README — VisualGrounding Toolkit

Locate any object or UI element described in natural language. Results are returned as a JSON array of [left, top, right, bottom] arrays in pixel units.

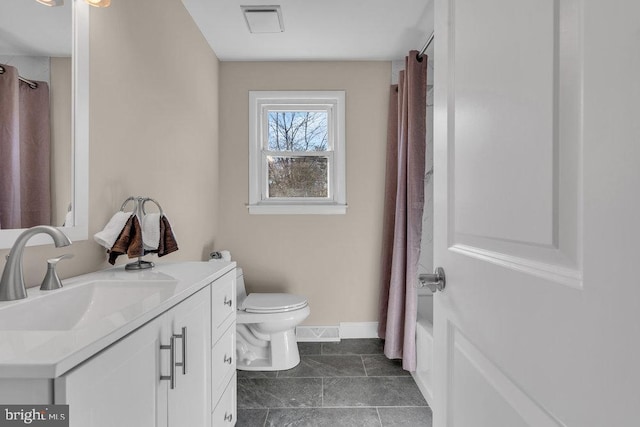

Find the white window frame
[[248, 90, 347, 215]]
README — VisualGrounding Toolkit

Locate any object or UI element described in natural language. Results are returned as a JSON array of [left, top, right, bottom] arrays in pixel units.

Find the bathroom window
[[248, 91, 346, 214]]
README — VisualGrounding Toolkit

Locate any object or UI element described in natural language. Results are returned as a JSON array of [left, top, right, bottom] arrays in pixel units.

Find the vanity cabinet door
[[166, 286, 212, 427], [54, 313, 167, 427]]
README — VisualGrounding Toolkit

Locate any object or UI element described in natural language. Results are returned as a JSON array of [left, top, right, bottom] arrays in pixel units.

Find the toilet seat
[[242, 293, 308, 313]]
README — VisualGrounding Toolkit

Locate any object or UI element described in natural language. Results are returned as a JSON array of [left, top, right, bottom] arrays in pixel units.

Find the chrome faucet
[[0, 226, 72, 301]]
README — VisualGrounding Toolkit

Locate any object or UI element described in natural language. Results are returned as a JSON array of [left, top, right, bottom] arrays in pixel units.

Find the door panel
[[453, 0, 556, 247], [450, 0, 583, 283], [449, 325, 563, 427], [433, 0, 640, 426]]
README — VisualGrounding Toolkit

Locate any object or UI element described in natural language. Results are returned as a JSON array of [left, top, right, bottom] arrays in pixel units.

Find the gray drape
[[378, 51, 427, 371], [0, 64, 51, 229]]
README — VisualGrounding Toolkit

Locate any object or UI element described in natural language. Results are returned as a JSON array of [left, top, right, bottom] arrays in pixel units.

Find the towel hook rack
[[120, 196, 137, 212], [141, 197, 164, 216], [118, 196, 166, 271]]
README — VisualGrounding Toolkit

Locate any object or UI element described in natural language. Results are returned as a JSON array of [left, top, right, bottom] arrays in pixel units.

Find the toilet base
[[236, 328, 301, 371]]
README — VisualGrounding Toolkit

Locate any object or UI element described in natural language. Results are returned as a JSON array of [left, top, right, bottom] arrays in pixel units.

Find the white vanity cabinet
[[55, 286, 211, 427], [0, 262, 237, 427]]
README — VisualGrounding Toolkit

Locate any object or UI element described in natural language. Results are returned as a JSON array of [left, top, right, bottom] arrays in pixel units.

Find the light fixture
[[36, 0, 64, 6], [85, 0, 111, 7], [241, 6, 284, 33]]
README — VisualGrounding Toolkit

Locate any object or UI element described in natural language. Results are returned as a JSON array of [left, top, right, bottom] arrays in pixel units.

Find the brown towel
[[108, 215, 144, 265], [158, 215, 178, 257]]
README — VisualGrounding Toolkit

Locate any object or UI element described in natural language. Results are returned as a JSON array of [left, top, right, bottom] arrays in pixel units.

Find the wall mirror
[[0, 0, 88, 248]]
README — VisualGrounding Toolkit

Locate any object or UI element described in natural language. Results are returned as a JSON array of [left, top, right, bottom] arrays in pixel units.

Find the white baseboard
[[296, 326, 340, 342], [296, 322, 380, 341], [339, 322, 379, 339]]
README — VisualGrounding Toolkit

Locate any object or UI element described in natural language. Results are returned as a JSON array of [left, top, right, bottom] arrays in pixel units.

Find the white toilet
[[235, 268, 310, 371]]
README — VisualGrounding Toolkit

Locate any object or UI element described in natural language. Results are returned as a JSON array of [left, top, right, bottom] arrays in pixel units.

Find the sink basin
[[0, 280, 177, 331]]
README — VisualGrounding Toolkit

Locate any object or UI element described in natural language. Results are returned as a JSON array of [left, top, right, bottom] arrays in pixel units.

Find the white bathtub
[[413, 292, 434, 406]]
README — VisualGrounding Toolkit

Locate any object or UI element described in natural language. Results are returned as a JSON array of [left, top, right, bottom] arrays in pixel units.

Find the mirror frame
[[0, 0, 89, 249]]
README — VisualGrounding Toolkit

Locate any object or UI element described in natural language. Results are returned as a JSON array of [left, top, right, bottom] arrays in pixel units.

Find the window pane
[[267, 156, 328, 198], [267, 111, 328, 151]]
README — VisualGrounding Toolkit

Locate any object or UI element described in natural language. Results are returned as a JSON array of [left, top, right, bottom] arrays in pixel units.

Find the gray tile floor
[[236, 339, 432, 427]]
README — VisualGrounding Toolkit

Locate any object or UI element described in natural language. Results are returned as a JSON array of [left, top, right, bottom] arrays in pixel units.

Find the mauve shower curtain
[[0, 64, 51, 229], [0, 65, 21, 229], [378, 51, 427, 371]]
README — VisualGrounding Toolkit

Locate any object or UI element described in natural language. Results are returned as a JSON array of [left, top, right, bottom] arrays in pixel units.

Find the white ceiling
[[0, 0, 72, 57], [182, 0, 434, 61], [0, 0, 433, 61]]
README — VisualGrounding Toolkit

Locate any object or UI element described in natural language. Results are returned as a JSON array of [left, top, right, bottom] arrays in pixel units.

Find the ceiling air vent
[[241, 5, 284, 33]]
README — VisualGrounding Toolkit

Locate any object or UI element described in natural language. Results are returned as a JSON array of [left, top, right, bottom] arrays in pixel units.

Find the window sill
[[247, 204, 348, 215]]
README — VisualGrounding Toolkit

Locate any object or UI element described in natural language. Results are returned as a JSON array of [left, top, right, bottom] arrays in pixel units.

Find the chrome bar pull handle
[[418, 267, 446, 292], [160, 336, 176, 389], [173, 327, 187, 375]]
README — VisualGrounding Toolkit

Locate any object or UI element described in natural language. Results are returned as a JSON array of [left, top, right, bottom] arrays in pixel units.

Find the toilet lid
[[242, 293, 308, 313]]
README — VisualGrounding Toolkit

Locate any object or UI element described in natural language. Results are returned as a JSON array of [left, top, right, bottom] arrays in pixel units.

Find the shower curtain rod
[[0, 65, 39, 89], [417, 32, 434, 60]]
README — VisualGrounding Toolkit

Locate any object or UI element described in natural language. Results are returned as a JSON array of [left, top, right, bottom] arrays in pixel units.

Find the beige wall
[[218, 62, 390, 325], [0, 0, 220, 287]]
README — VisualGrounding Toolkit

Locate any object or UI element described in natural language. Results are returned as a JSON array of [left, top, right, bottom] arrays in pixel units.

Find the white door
[[432, 0, 640, 426]]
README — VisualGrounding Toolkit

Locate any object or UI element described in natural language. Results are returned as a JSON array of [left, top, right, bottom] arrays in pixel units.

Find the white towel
[[142, 213, 161, 250], [62, 210, 74, 227], [94, 211, 133, 249]]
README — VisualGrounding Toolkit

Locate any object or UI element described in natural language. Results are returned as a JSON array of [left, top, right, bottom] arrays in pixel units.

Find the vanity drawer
[[211, 270, 236, 338], [212, 322, 236, 406], [212, 373, 236, 427]]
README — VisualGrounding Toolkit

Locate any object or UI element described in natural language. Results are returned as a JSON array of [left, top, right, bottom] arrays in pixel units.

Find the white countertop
[[0, 261, 235, 379]]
